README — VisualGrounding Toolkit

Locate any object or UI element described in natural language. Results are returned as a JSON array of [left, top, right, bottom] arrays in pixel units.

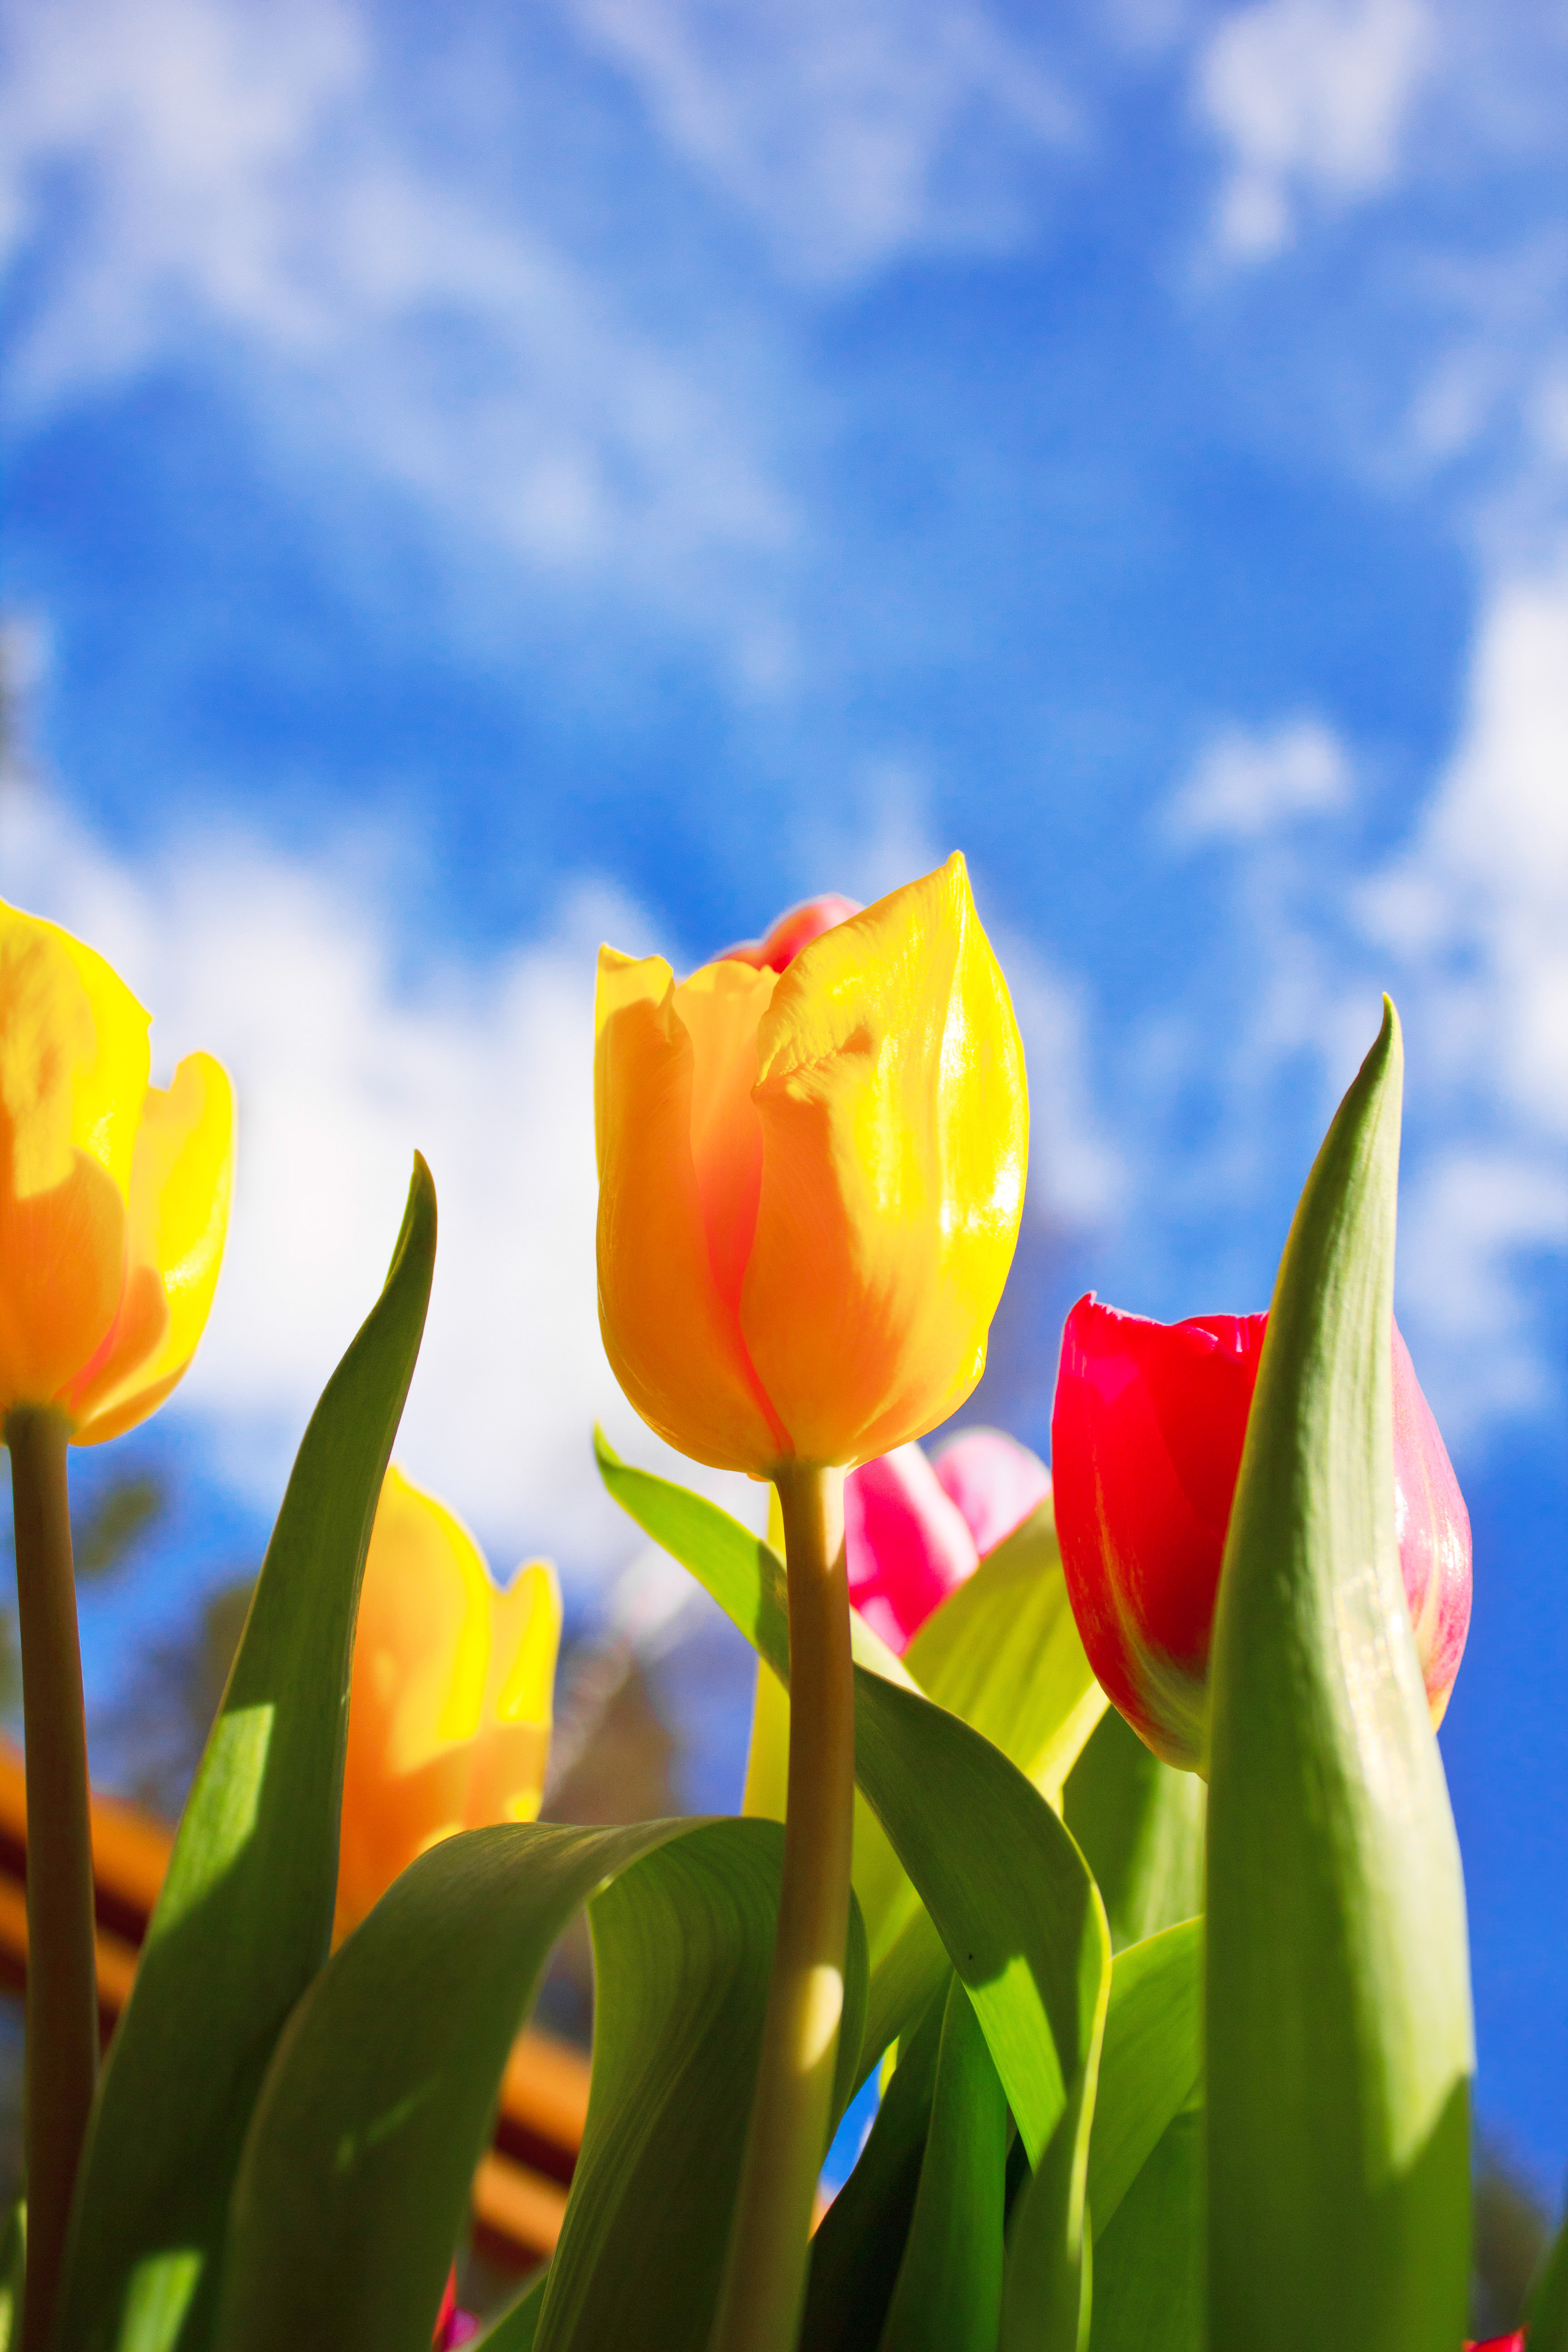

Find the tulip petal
[[335, 1468, 495, 1939], [69, 1052, 235, 1444], [744, 853, 1027, 1467], [0, 902, 150, 1204], [1391, 1322, 1473, 1727], [0, 1150, 126, 1415], [595, 947, 786, 1472], [931, 1426, 1051, 1560], [844, 1442, 979, 1656]]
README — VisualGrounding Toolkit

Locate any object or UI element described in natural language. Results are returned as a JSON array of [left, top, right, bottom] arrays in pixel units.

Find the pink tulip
[[844, 1426, 1052, 1654]]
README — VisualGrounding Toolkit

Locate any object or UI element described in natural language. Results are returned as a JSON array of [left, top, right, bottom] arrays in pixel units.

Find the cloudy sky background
[[3, 0, 1566, 2184]]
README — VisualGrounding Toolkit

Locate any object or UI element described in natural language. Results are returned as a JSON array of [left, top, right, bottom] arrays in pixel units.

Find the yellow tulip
[[0, 900, 233, 1443], [595, 853, 1027, 1475], [335, 1465, 562, 1940]]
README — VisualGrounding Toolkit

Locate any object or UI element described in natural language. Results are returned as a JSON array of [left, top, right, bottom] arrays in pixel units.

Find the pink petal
[[931, 1426, 1052, 1559], [844, 1442, 980, 1654]]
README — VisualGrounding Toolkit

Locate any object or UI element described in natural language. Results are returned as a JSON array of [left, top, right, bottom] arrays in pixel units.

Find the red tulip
[[845, 1426, 1052, 1654], [721, 892, 863, 974], [1466, 2336, 1526, 2350], [1052, 1296, 1472, 1772]]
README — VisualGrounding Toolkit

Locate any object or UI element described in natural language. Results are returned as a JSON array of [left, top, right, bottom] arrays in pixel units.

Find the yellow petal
[[70, 1053, 235, 1445], [0, 1152, 126, 1416], [743, 853, 1027, 1466], [333, 1467, 495, 1937], [595, 946, 784, 1472], [0, 902, 149, 1206]]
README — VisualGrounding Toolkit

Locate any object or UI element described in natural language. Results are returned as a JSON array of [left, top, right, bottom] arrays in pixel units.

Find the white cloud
[[1397, 1151, 1568, 1426], [1, 785, 767, 1594], [1361, 569, 1568, 1143], [1166, 714, 1352, 841], [1196, 0, 1434, 258], [0, 0, 796, 639], [557, 0, 1077, 284]]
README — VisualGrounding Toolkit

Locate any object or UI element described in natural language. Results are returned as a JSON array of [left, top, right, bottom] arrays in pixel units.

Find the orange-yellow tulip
[[595, 853, 1028, 1475], [335, 1465, 562, 1940], [0, 900, 232, 1444]]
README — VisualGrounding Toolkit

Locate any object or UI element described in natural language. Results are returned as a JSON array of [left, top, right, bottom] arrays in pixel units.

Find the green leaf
[[1084, 1920, 1202, 2239], [596, 1431, 1113, 2333], [1527, 2208, 1568, 2351], [213, 1817, 860, 2352], [60, 1158, 438, 2352], [881, 1975, 1011, 2352], [537, 1821, 867, 2352], [801, 1983, 948, 2352], [470, 2271, 546, 2351], [999, 2054, 1100, 2352], [904, 1503, 1105, 1807], [853, 1505, 1107, 2067], [213, 1820, 684, 2351], [1205, 1002, 1473, 2352], [1063, 1709, 1205, 1953], [1087, 2108, 1202, 2352], [596, 1434, 1111, 2109]]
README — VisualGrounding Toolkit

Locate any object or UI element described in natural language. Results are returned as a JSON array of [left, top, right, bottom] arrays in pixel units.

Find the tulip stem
[[710, 1460, 854, 2352], [7, 1407, 97, 2352]]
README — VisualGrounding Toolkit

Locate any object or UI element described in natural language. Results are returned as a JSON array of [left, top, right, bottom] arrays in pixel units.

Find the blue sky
[[3, 0, 1567, 2186]]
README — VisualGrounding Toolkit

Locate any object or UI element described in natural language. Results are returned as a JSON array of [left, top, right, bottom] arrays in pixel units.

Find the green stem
[[7, 1408, 97, 2352], [710, 1460, 854, 2352]]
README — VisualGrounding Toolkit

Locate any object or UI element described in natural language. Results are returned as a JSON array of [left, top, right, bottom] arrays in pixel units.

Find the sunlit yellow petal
[[743, 853, 1027, 1465], [69, 1053, 234, 1444], [54, 921, 153, 1199], [595, 946, 783, 1472], [489, 1559, 561, 1726]]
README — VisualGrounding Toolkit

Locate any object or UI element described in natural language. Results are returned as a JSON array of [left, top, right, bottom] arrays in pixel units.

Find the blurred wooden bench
[[0, 1742, 586, 2267]]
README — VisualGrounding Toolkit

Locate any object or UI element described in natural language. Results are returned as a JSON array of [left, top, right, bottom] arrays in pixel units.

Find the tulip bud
[[335, 1467, 561, 1940], [595, 856, 1028, 1475], [844, 1428, 1051, 1654], [0, 901, 233, 1443], [1052, 1295, 1472, 1773]]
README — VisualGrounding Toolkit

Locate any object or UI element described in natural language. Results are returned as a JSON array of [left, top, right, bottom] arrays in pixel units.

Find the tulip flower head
[[845, 1427, 1052, 1655], [595, 856, 1028, 1476], [0, 901, 232, 1444], [335, 1467, 561, 1940], [1052, 1296, 1472, 1773]]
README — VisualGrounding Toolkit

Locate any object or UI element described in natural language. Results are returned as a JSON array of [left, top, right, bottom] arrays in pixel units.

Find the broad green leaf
[[1063, 1708, 1205, 1953], [881, 1975, 1010, 2352], [1205, 1002, 1473, 2352], [999, 2053, 1100, 2352], [1087, 2109, 1202, 2352], [1528, 2210, 1568, 2351], [905, 1503, 1106, 1807], [597, 1435, 1110, 2119], [538, 1821, 865, 2352], [854, 1506, 1107, 2065], [213, 1816, 860, 2352], [214, 1819, 686, 2350], [597, 1435, 922, 2055], [801, 1982, 949, 2352], [1084, 1920, 1202, 2239], [60, 1159, 437, 2352], [733, 1475, 1108, 2068], [471, 2271, 546, 2351]]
